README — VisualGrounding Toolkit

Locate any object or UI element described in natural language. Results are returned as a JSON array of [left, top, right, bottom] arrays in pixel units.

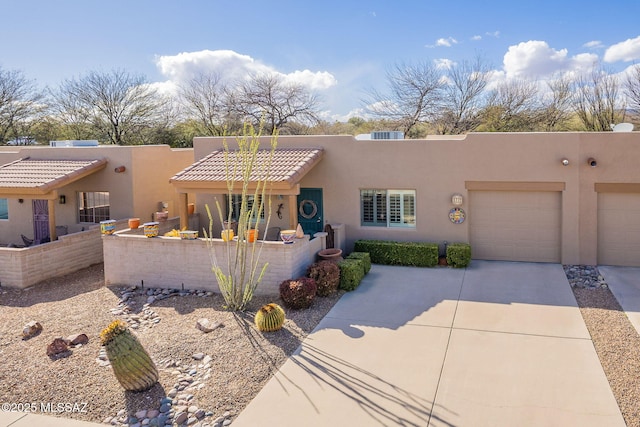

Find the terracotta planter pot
[[248, 229, 258, 243], [128, 218, 140, 229], [187, 203, 195, 215], [318, 248, 343, 262]]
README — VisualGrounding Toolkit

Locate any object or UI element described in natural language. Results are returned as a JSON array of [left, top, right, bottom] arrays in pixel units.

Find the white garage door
[[469, 191, 562, 263], [598, 193, 640, 266]]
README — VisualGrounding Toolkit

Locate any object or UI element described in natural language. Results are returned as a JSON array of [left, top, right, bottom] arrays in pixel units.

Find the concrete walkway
[[233, 261, 627, 427]]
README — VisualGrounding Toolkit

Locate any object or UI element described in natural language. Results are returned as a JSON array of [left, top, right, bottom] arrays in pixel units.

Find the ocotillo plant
[[204, 121, 277, 311]]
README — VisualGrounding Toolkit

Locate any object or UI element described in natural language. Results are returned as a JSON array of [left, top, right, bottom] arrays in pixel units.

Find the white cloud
[[485, 31, 500, 38], [282, 70, 337, 90], [154, 49, 336, 91], [436, 37, 458, 47], [471, 35, 482, 41], [583, 40, 603, 49], [604, 35, 640, 62], [503, 40, 598, 78]]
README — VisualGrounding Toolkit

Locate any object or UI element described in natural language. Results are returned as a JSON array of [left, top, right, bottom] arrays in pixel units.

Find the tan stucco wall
[[0, 145, 193, 246], [193, 132, 640, 266]]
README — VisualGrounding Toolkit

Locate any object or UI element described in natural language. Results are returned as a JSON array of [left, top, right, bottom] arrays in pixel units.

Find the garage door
[[598, 193, 640, 266], [469, 191, 562, 263]]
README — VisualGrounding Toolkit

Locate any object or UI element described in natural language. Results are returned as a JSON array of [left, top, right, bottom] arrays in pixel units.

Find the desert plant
[[307, 260, 341, 296], [254, 303, 286, 332], [204, 121, 277, 311], [338, 258, 365, 291], [279, 277, 317, 309], [100, 320, 158, 392]]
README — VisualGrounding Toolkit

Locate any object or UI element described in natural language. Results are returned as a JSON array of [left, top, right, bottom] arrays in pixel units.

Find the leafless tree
[[49, 80, 95, 140], [230, 73, 320, 134], [571, 65, 622, 131], [364, 61, 444, 136], [433, 57, 490, 134], [535, 75, 574, 131], [480, 79, 540, 132], [0, 67, 45, 143], [54, 69, 168, 144], [623, 64, 640, 123], [178, 71, 230, 136]]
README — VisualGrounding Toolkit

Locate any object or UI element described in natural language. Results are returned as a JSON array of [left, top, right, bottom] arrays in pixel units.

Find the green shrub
[[279, 277, 317, 309], [307, 261, 341, 297], [446, 243, 472, 268], [353, 240, 438, 267], [337, 259, 365, 291], [346, 252, 371, 274]]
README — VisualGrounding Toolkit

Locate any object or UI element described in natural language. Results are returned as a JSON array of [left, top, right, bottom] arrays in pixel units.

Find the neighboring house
[[0, 144, 194, 288], [183, 132, 640, 267]]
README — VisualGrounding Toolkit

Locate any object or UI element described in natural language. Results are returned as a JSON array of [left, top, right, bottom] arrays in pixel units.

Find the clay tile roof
[[170, 148, 323, 188], [0, 157, 108, 194]]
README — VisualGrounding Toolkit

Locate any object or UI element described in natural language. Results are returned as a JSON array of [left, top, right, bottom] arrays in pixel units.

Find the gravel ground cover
[[0, 263, 342, 426]]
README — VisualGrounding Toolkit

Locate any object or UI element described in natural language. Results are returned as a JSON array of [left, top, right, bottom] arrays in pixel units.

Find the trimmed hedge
[[337, 259, 365, 291], [353, 240, 439, 267], [346, 252, 371, 274], [446, 243, 472, 268]]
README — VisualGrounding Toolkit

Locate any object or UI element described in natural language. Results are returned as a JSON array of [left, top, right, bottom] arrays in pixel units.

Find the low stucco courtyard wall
[[103, 229, 322, 296], [0, 227, 104, 289]]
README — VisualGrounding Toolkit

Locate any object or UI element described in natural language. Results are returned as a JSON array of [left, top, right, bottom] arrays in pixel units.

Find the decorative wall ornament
[[449, 207, 465, 224], [299, 199, 318, 219], [451, 193, 463, 206]]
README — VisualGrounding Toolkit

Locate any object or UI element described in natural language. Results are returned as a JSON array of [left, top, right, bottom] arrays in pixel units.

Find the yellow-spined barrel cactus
[[254, 303, 285, 332], [100, 320, 159, 392]]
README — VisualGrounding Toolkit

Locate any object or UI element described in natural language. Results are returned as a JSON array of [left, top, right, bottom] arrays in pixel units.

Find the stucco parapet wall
[[103, 230, 321, 296]]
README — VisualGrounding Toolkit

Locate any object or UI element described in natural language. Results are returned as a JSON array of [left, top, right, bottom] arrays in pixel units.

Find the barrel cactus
[[100, 320, 159, 392], [254, 303, 286, 332]]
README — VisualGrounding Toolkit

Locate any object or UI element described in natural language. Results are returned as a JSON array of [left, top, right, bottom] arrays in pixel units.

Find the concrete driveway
[[233, 260, 626, 427]]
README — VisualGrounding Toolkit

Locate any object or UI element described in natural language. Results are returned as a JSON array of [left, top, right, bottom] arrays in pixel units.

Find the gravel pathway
[[565, 265, 640, 427]]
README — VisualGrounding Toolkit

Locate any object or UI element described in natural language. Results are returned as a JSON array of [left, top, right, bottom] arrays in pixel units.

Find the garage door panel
[[470, 191, 562, 263], [598, 193, 640, 266]]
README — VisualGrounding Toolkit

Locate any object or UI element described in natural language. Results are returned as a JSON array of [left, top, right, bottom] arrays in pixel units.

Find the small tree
[[204, 122, 277, 311]]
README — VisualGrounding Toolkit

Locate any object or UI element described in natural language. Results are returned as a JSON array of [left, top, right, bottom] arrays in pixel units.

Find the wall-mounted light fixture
[[18, 198, 23, 204], [588, 157, 597, 168], [451, 193, 463, 206], [561, 158, 569, 166], [114, 165, 126, 173], [59, 195, 66, 204]]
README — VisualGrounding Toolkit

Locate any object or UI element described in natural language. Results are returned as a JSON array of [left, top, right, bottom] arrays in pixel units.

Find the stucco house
[[105, 130, 640, 295], [0, 144, 193, 288], [182, 131, 640, 268]]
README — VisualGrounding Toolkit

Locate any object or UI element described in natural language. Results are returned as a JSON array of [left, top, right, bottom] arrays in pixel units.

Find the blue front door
[[297, 188, 323, 235]]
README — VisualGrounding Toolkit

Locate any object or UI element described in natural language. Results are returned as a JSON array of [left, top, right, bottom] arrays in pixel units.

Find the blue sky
[[3, 0, 640, 120]]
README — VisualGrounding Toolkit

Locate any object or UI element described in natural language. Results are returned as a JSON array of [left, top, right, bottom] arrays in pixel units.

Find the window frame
[[0, 198, 8, 220], [360, 189, 416, 228], [77, 191, 110, 223], [227, 194, 266, 223]]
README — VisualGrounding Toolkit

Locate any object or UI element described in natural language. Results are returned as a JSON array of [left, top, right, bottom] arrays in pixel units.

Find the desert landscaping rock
[[46, 337, 70, 358], [196, 318, 222, 333], [67, 333, 89, 345], [22, 320, 42, 339]]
